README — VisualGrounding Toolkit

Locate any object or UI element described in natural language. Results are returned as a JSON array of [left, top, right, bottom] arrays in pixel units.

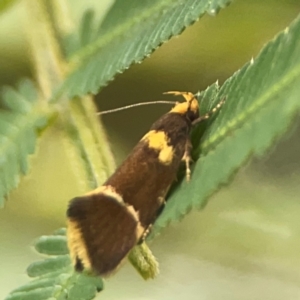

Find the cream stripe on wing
[[67, 219, 92, 270]]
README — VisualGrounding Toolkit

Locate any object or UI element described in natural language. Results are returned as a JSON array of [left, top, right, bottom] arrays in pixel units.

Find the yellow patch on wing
[[67, 219, 91, 270], [141, 130, 174, 165]]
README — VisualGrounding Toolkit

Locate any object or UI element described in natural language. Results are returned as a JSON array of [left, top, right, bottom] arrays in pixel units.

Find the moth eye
[[187, 110, 198, 122]]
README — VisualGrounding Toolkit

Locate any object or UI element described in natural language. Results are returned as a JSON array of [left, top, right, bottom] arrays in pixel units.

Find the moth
[[67, 91, 224, 276]]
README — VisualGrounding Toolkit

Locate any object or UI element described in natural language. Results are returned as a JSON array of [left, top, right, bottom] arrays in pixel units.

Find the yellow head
[[165, 91, 200, 123]]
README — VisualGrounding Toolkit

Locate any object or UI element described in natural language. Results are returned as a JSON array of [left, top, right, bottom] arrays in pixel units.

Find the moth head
[[168, 91, 200, 123]]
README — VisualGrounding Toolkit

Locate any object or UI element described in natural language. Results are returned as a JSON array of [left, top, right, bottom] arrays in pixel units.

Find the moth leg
[[137, 224, 153, 245], [192, 97, 226, 126], [182, 139, 193, 181]]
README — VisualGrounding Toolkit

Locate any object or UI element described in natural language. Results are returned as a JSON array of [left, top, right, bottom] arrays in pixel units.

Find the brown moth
[[66, 91, 224, 276]]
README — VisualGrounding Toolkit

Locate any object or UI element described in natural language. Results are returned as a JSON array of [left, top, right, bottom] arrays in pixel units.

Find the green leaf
[[5, 286, 62, 300], [0, 80, 49, 207], [27, 255, 71, 278], [5, 230, 103, 300], [10, 277, 60, 293], [63, 9, 96, 58], [52, 0, 232, 100], [67, 274, 103, 300], [34, 235, 69, 256], [151, 14, 300, 237], [79, 9, 97, 50], [53, 227, 67, 236]]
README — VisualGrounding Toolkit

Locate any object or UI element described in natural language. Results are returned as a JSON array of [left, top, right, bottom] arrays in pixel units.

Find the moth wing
[[67, 193, 140, 276]]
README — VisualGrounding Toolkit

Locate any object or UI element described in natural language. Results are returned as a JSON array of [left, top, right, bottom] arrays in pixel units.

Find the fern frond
[[0, 79, 50, 207], [5, 228, 103, 300], [53, 0, 232, 100]]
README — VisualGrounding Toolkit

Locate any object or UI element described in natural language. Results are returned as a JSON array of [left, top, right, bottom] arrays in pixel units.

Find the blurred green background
[[1, 0, 300, 299]]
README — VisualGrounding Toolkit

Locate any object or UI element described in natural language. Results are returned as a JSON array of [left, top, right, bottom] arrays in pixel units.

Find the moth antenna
[[97, 101, 176, 115], [164, 91, 198, 103]]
